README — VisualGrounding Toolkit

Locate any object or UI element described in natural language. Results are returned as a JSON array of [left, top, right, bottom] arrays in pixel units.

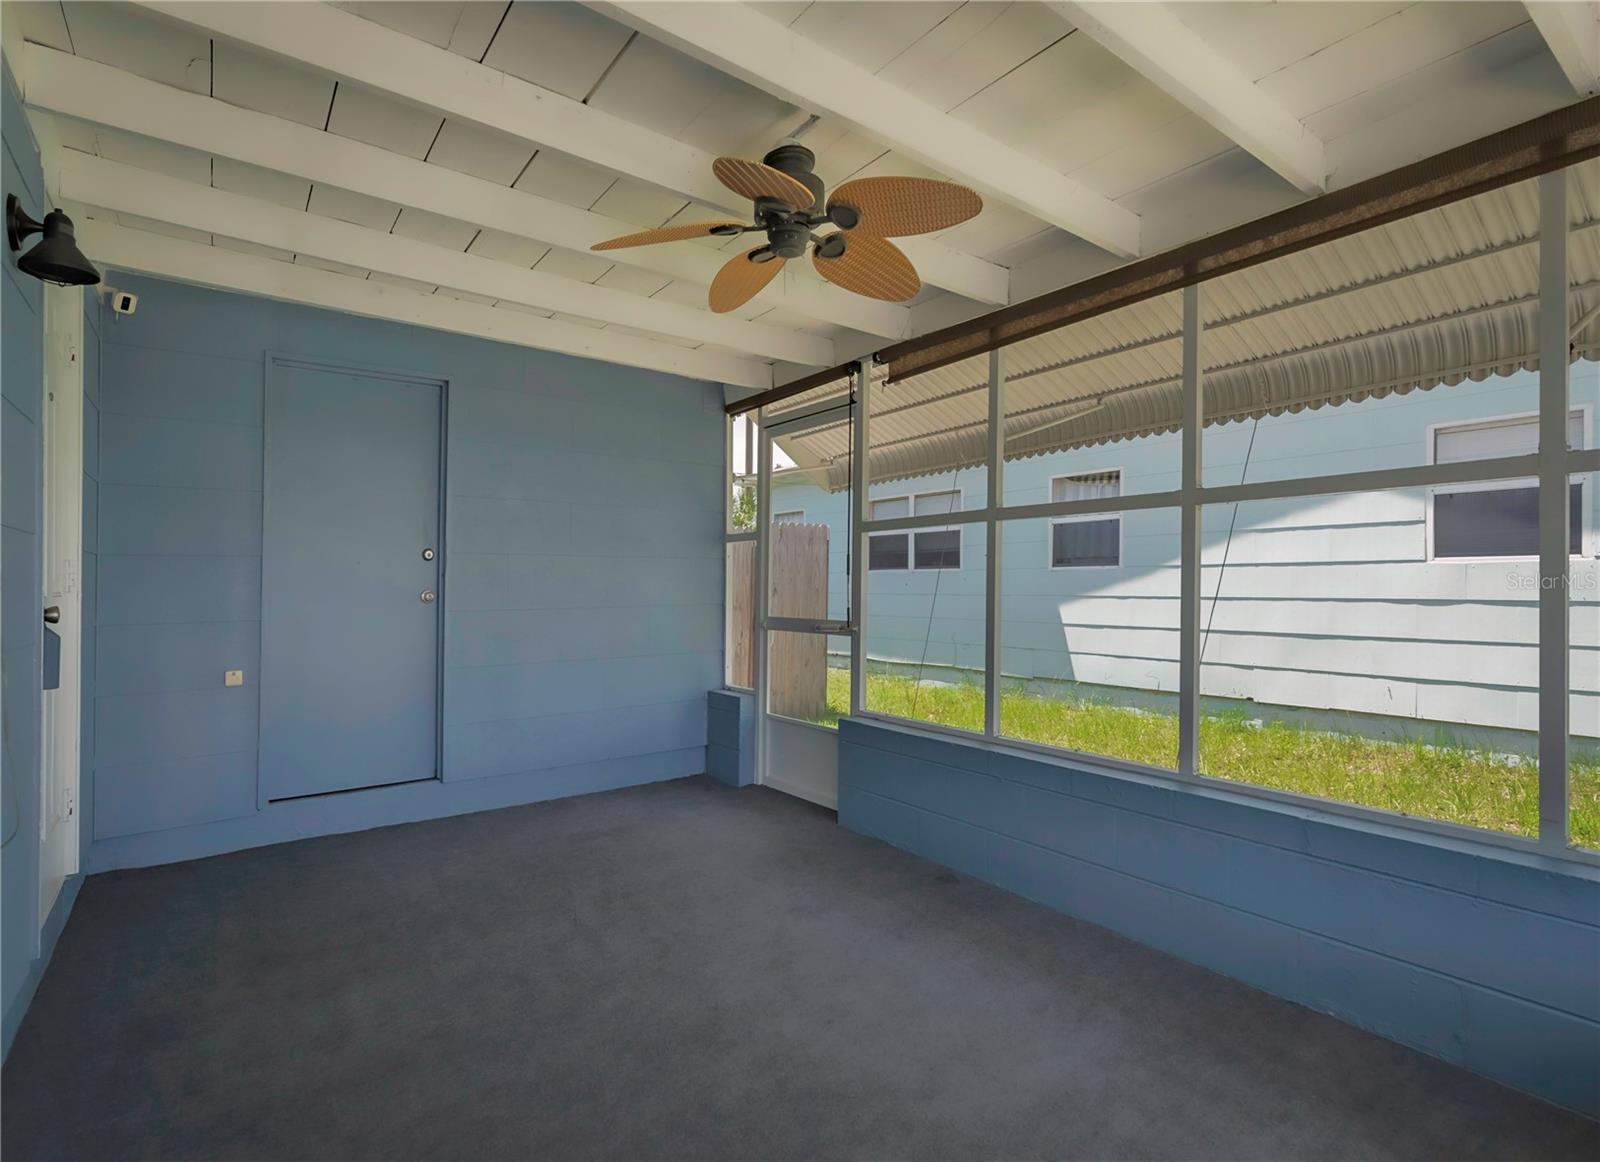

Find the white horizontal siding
[[765, 368, 1600, 738]]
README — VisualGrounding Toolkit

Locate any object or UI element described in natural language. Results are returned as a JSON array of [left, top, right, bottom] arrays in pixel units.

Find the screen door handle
[[420, 590, 436, 604], [43, 605, 61, 624]]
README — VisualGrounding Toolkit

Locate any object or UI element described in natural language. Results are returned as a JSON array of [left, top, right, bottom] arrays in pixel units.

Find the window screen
[[913, 490, 960, 517], [1050, 472, 1121, 567], [1434, 413, 1583, 462], [1434, 483, 1583, 558], [1051, 472, 1120, 503], [1432, 415, 1587, 558], [869, 497, 910, 571], [869, 533, 909, 570], [1052, 518, 1120, 567], [912, 490, 961, 569], [913, 529, 961, 569]]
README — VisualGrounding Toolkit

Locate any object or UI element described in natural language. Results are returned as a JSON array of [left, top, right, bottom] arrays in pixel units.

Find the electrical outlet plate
[[224, 670, 244, 687]]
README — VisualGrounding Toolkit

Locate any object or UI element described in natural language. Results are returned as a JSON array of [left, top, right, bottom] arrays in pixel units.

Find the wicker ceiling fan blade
[[712, 157, 815, 211], [710, 248, 785, 314], [812, 234, 921, 302], [591, 220, 745, 251], [826, 176, 983, 237]]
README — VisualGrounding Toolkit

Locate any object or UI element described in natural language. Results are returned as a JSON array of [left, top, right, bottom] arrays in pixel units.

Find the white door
[[39, 283, 83, 929]]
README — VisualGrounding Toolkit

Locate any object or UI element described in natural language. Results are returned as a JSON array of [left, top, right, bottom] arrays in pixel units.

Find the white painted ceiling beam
[[595, 1, 1141, 258], [1048, 2, 1326, 195], [77, 221, 773, 388], [129, 1, 1007, 304], [1525, 2, 1600, 95], [20, 45, 909, 340], [60, 152, 832, 366]]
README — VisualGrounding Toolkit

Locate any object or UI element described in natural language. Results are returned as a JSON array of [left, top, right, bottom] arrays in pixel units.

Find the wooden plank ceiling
[[4, 0, 1594, 390]]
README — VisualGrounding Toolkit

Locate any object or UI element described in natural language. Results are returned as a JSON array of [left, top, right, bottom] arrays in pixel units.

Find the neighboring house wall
[[89, 273, 723, 871], [772, 367, 1600, 742]]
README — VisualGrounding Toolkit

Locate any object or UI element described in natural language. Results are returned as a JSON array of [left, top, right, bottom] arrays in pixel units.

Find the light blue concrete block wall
[[1, 58, 92, 1059], [838, 717, 1600, 1117], [88, 272, 724, 870], [706, 688, 754, 787]]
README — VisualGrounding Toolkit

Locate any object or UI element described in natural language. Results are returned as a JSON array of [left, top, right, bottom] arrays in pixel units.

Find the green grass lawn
[[814, 669, 1600, 848]]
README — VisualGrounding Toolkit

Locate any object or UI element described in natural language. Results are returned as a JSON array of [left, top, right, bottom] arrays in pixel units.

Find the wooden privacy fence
[[728, 523, 831, 720]]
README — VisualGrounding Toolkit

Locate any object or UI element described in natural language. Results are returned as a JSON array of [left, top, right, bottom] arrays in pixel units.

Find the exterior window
[[869, 491, 962, 570], [772, 510, 806, 524], [1431, 414, 1585, 559], [868, 497, 909, 570], [1050, 472, 1121, 568], [912, 491, 961, 569]]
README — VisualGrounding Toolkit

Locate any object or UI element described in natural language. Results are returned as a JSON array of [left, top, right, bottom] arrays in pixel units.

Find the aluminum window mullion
[[1178, 284, 1203, 778], [754, 418, 773, 787], [850, 359, 871, 718], [1537, 171, 1571, 849], [985, 347, 1005, 738]]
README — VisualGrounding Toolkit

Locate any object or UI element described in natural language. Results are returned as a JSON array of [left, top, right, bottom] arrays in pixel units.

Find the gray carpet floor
[[3, 776, 1595, 1161]]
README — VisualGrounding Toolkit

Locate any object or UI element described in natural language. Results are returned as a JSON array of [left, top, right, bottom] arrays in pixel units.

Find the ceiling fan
[[589, 143, 982, 313]]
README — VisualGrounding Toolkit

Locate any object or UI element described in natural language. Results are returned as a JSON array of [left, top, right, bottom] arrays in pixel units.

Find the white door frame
[[754, 389, 860, 809], [39, 282, 84, 934]]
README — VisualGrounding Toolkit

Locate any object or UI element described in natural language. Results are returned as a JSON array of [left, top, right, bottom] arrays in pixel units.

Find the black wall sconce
[[7, 194, 101, 286]]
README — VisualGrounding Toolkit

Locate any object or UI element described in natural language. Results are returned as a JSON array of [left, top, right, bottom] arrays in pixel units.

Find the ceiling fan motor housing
[[763, 143, 825, 213]]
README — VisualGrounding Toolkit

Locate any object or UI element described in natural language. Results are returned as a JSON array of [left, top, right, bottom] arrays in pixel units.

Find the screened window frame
[[1424, 407, 1593, 562], [1048, 469, 1125, 570], [737, 164, 1600, 865]]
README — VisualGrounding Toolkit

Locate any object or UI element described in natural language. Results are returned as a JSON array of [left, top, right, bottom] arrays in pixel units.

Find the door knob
[[420, 590, 436, 604], [422, 548, 435, 561], [43, 605, 60, 624]]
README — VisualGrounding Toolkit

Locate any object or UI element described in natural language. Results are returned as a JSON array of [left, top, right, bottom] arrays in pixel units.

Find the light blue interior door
[[260, 362, 442, 800]]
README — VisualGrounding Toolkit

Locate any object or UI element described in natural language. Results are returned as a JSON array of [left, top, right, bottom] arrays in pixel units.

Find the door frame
[[754, 395, 857, 809], [38, 282, 84, 935], [259, 352, 449, 806]]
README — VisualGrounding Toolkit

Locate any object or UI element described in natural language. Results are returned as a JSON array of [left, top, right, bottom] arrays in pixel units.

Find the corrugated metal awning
[[780, 161, 1600, 492]]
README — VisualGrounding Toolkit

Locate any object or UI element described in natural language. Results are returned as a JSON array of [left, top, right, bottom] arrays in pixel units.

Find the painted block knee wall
[[89, 273, 724, 870], [838, 719, 1600, 1117]]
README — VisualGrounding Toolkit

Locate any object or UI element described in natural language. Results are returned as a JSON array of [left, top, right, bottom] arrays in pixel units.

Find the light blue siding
[[838, 717, 1600, 1117], [88, 272, 723, 870]]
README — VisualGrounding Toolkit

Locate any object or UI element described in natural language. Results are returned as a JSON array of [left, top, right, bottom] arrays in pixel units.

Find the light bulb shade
[[7, 195, 101, 287]]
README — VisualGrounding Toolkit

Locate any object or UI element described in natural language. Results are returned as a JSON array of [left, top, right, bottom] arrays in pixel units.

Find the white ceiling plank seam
[[1525, 2, 1600, 95], [127, 0, 1006, 304], [21, 46, 907, 339], [594, 0, 1141, 258], [60, 151, 830, 366], [1048, 2, 1327, 195], [76, 220, 773, 388]]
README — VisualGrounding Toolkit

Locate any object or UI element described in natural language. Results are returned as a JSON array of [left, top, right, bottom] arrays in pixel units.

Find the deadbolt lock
[[421, 590, 436, 604], [422, 548, 435, 561]]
